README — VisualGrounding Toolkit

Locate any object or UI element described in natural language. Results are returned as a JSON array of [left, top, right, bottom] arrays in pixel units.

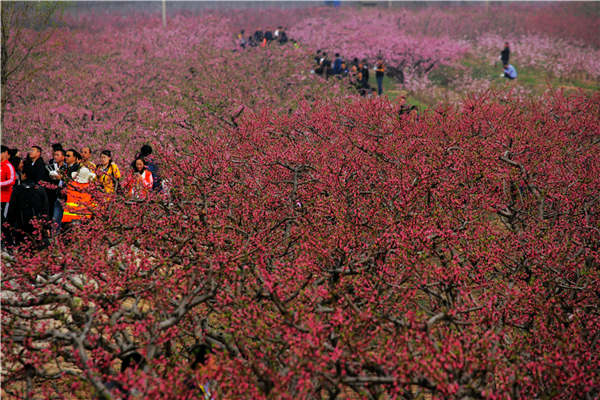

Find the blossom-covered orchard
[[2, 14, 353, 164], [65, 3, 600, 85], [2, 5, 600, 400], [3, 90, 600, 399]]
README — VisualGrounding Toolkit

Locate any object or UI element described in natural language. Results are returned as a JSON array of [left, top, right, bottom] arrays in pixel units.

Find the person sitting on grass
[[501, 63, 517, 80]]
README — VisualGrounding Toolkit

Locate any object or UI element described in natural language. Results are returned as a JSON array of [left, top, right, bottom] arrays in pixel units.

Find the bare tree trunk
[[1, 4, 9, 131]]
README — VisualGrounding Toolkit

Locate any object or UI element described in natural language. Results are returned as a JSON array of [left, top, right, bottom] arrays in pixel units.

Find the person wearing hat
[[61, 167, 96, 224]]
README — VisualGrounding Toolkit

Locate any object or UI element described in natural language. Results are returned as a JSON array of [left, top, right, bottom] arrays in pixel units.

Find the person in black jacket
[[361, 60, 370, 87], [500, 42, 510, 65], [4, 164, 49, 248], [46, 148, 67, 218], [264, 29, 273, 42], [278, 30, 288, 45], [322, 53, 332, 79], [25, 146, 47, 184], [375, 57, 385, 95], [333, 53, 343, 75]]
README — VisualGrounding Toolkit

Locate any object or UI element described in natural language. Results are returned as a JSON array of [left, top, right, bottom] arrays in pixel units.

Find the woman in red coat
[[125, 158, 153, 201]]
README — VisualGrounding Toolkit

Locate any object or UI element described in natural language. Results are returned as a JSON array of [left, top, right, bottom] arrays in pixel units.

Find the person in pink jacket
[[125, 158, 153, 201]]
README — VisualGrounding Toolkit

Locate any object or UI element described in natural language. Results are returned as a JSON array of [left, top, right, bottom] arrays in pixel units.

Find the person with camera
[[46, 148, 67, 218], [51, 149, 81, 234]]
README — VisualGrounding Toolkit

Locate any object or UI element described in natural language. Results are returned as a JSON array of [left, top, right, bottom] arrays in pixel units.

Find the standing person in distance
[[375, 57, 385, 95], [500, 42, 510, 66], [264, 29, 273, 43], [333, 53, 343, 75], [278, 29, 288, 45], [322, 52, 332, 79], [361, 60, 370, 88]]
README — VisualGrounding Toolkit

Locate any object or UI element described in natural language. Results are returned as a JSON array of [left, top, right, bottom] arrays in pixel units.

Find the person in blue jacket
[[502, 63, 517, 80]]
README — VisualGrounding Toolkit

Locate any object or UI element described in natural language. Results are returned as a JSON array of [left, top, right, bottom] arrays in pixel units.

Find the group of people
[[312, 51, 386, 96], [1, 143, 162, 250], [237, 27, 294, 49], [500, 42, 517, 80]]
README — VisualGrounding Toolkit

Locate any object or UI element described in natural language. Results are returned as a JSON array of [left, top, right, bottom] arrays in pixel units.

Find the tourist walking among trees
[[132, 144, 161, 191], [65, 149, 82, 177], [278, 28, 288, 45], [8, 148, 21, 183], [81, 146, 96, 170], [322, 52, 332, 79], [500, 42, 510, 65], [264, 29, 273, 43], [96, 150, 121, 194], [52, 149, 81, 233], [4, 164, 49, 248], [125, 158, 153, 201], [340, 61, 349, 77], [26, 146, 47, 184], [1, 145, 17, 218], [46, 148, 67, 218], [61, 167, 96, 226], [333, 53, 343, 75], [361, 60, 370, 87], [375, 57, 385, 95]]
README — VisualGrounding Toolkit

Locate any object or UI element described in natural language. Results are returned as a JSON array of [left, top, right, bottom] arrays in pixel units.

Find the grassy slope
[[376, 53, 599, 110]]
